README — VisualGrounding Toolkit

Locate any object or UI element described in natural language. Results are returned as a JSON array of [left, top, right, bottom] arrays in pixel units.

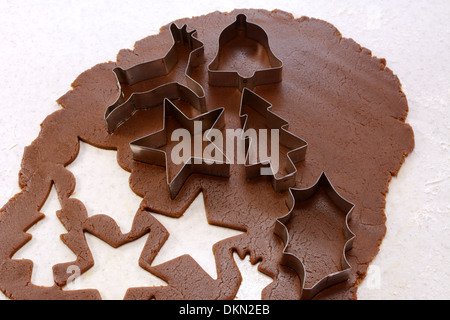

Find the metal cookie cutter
[[130, 98, 230, 200], [105, 82, 204, 134], [208, 14, 283, 91], [240, 88, 308, 193], [274, 172, 356, 300], [105, 23, 206, 133]]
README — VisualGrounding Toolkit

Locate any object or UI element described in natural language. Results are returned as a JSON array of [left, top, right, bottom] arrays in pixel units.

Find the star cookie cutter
[[105, 23, 206, 133], [208, 14, 283, 91], [274, 172, 356, 300], [130, 98, 230, 200], [240, 88, 308, 193]]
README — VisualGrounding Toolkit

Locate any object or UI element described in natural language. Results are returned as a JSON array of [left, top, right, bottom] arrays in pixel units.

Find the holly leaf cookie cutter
[[274, 172, 356, 300]]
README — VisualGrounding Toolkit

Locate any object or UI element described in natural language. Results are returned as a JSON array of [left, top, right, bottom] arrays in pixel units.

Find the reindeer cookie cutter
[[105, 23, 206, 133]]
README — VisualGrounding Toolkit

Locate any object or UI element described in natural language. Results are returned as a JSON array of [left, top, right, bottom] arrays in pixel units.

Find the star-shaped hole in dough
[[64, 233, 167, 300], [150, 192, 244, 280]]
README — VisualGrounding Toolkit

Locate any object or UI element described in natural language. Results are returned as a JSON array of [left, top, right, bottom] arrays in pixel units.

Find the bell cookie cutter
[[208, 14, 283, 91], [274, 172, 356, 300], [240, 88, 308, 193], [105, 23, 206, 133]]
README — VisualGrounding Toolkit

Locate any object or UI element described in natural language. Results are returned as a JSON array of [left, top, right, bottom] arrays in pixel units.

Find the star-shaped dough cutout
[[64, 233, 166, 300], [130, 99, 230, 199], [149, 192, 244, 280]]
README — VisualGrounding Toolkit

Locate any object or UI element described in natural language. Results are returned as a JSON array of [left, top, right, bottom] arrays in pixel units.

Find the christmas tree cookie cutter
[[239, 88, 308, 193], [274, 172, 356, 300]]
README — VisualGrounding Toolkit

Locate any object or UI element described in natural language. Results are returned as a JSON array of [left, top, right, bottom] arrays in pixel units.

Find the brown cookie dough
[[0, 9, 414, 300]]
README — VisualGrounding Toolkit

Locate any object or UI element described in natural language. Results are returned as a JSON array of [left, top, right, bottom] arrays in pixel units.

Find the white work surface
[[0, 0, 449, 300]]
